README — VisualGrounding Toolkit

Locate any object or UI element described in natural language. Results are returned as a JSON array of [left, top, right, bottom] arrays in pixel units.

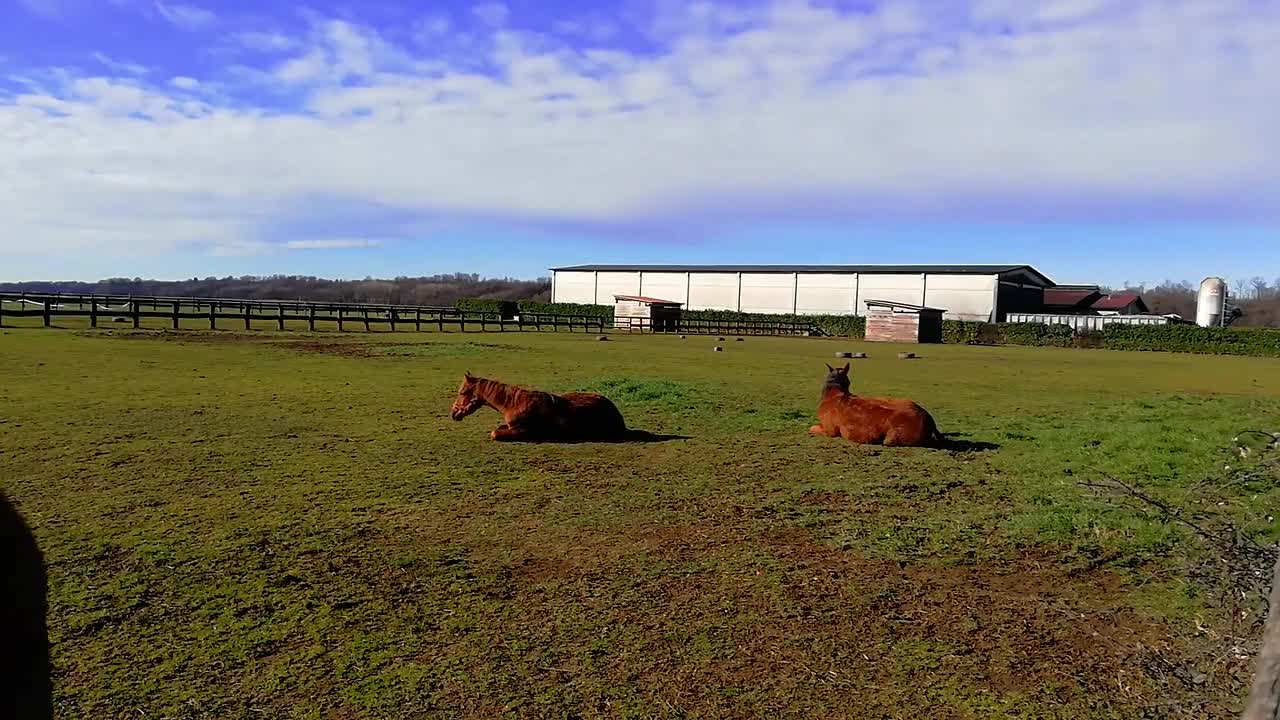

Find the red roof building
[[1038, 285, 1150, 315], [1043, 285, 1103, 312], [1091, 293, 1149, 314]]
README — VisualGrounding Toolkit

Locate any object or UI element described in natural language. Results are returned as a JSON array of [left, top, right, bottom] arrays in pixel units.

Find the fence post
[[88, 296, 98, 329], [243, 303, 251, 330], [337, 308, 345, 332], [277, 304, 285, 331], [209, 302, 217, 330], [363, 309, 370, 332], [171, 301, 180, 329], [42, 300, 52, 328], [390, 309, 397, 333], [415, 309, 421, 332], [129, 301, 140, 329], [437, 312, 444, 333], [308, 306, 317, 332]]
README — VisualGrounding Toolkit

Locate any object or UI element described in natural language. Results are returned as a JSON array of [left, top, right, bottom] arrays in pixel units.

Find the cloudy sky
[[2, 0, 1277, 285]]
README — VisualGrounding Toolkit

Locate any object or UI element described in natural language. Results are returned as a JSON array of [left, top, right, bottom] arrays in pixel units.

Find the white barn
[[549, 264, 1056, 322]]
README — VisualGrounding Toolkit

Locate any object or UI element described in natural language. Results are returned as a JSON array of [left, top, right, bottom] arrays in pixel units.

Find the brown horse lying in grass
[[809, 363, 942, 447], [450, 372, 681, 443]]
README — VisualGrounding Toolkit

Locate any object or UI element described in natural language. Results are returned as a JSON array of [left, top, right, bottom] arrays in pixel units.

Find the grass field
[[2, 326, 1279, 719]]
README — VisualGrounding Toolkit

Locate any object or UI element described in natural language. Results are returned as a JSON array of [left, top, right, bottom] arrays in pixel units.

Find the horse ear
[[841, 362, 850, 374], [464, 370, 474, 379], [825, 363, 835, 372]]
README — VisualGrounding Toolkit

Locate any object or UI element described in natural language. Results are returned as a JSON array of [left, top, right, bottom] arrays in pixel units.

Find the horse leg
[[809, 423, 839, 438], [490, 424, 530, 442]]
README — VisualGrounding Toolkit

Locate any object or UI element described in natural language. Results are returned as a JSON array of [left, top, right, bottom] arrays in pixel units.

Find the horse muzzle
[[451, 401, 480, 420]]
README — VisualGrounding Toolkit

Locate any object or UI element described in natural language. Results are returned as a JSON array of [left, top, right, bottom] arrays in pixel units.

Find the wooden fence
[[615, 316, 820, 336], [1, 292, 826, 337], [0, 292, 607, 333]]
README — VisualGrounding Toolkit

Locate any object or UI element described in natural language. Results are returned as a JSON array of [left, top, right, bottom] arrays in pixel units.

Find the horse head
[[823, 362, 851, 393], [450, 371, 485, 420]]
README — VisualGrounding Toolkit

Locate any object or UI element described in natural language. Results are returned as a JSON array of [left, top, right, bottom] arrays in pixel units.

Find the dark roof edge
[[551, 264, 1055, 285]]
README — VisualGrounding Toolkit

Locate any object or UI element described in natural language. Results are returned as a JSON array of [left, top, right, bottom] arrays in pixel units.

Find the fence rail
[[0, 292, 607, 333], [615, 316, 820, 336]]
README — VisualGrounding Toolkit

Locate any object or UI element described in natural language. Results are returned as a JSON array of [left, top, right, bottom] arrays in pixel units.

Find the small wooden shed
[[613, 295, 683, 332], [863, 299, 945, 344]]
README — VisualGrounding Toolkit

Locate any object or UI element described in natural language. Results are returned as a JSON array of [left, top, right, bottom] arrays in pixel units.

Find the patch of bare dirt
[[273, 340, 379, 357]]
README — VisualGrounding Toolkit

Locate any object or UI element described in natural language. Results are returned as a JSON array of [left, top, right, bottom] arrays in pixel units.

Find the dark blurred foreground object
[[0, 492, 52, 720], [1243, 549, 1280, 720]]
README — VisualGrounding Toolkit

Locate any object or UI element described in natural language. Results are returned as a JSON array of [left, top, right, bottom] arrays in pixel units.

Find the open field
[[3, 327, 1279, 719]]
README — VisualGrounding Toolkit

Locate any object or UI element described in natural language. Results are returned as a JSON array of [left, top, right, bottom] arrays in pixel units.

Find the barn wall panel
[[739, 273, 797, 314], [924, 274, 997, 321], [796, 273, 857, 315], [687, 273, 740, 311], [552, 271, 596, 304], [638, 272, 688, 304], [594, 272, 641, 304], [857, 274, 926, 312]]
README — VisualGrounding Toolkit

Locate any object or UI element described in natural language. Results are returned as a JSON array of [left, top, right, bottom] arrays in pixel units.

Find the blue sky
[[2, 0, 1277, 287]]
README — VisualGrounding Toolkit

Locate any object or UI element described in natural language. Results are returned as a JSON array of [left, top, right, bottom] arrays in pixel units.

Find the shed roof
[[613, 294, 683, 305], [1043, 287, 1103, 308], [552, 264, 1054, 285], [1092, 293, 1148, 312], [863, 299, 947, 313]]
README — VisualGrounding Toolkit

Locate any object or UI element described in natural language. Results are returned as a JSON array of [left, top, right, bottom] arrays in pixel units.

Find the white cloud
[[285, 239, 381, 250], [417, 14, 452, 38], [18, 0, 68, 19], [2, 0, 1278, 265], [230, 31, 297, 53], [169, 76, 199, 90], [154, 1, 215, 31], [472, 2, 509, 27], [91, 52, 148, 76]]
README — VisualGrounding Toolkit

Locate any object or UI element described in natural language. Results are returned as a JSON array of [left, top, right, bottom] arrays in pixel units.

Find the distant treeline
[[0, 274, 551, 307], [1108, 278, 1280, 328]]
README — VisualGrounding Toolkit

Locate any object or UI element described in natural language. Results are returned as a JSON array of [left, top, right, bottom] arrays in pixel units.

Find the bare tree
[[1251, 277, 1270, 300]]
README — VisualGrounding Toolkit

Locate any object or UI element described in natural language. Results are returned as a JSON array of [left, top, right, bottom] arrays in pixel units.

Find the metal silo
[[1195, 277, 1227, 327]]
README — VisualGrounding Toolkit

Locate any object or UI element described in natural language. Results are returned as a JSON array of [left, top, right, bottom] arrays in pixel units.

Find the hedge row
[[453, 299, 614, 318], [943, 320, 1280, 356], [517, 301, 614, 317], [454, 298, 516, 316], [452, 299, 867, 334], [453, 298, 1280, 355], [1099, 324, 1280, 356], [680, 309, 865, 337]]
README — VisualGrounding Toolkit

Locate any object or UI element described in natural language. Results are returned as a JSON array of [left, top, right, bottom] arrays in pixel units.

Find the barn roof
[[552, 264, 1054, 285], [863, 299, 947, 313], [613, 294, 683, 305], [1043, 287, 1103, 308], [1092, 293, 1148, 312]]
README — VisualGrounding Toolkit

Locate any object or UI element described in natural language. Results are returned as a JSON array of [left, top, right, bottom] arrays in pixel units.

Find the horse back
[[823, 394, 935, 445], [558, 392, 627, 433]]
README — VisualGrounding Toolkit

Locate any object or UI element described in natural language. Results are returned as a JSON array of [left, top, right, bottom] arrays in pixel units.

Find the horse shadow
[[508, 430, 693, 445], [935, 433, 1001, 452], [0, 492, 53, 719], [617, 430, 692, 444]]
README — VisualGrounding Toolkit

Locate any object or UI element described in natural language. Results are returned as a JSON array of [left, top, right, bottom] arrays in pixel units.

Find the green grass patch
[[2, 328, 1278, 718]]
